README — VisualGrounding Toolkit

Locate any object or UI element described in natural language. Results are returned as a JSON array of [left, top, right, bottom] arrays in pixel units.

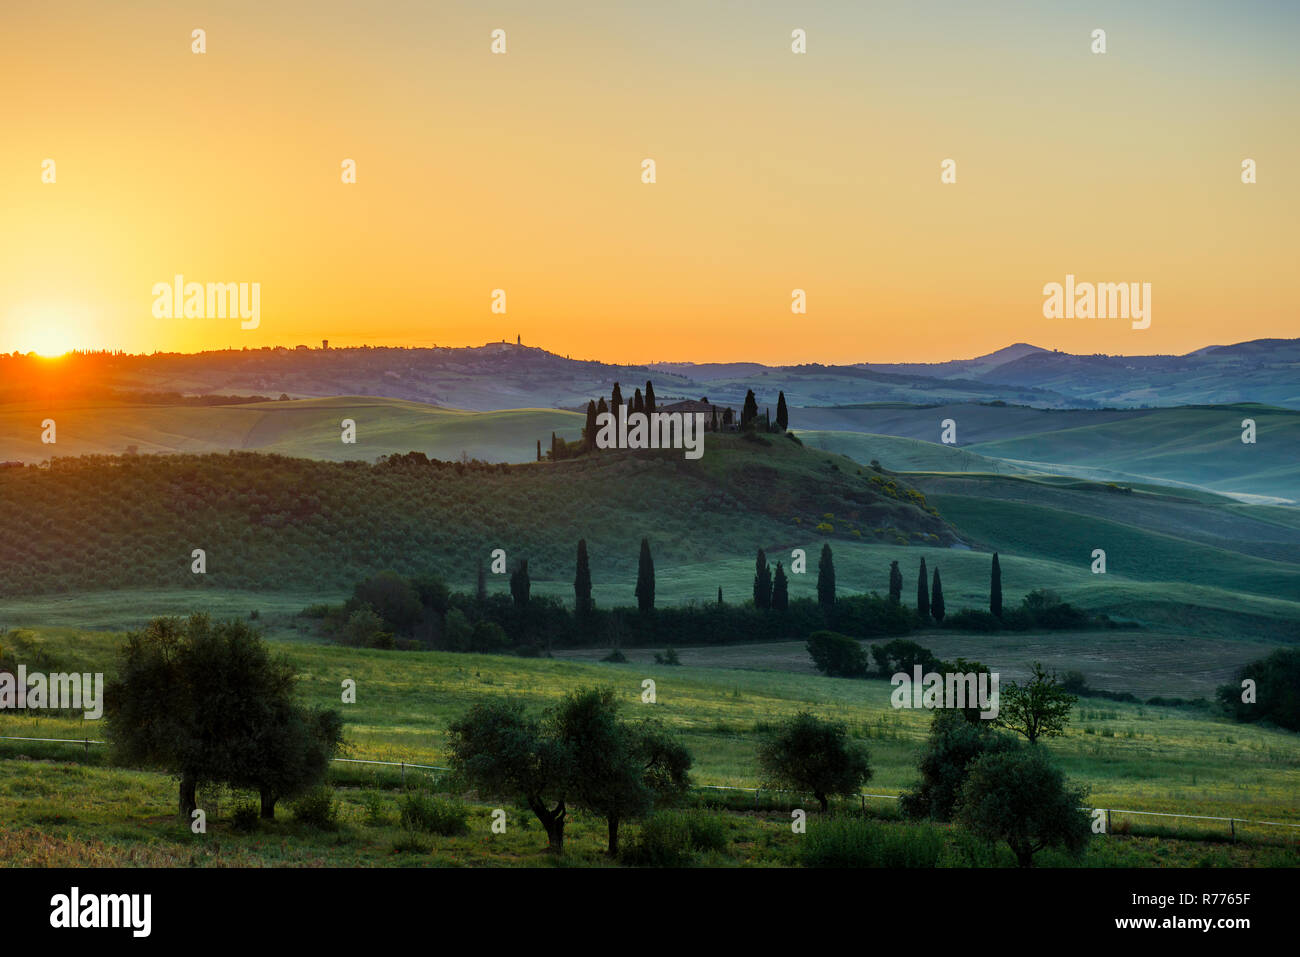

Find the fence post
[[1231, 819, 1236, 842], [1106, 808, 1111, 834], [401, 762, 406, 788]]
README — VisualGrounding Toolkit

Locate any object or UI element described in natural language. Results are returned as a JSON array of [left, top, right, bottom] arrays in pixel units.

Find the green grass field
[[0, 627, 1296, 867], [0, 396, 584, 465], [797, 431, 1038, 476], [554, 629, 1283, 700]]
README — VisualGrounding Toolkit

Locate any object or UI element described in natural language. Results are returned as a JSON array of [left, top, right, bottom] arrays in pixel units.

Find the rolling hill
[[10, 390, 1294, 504], [5, 336, 1297, 413], [0, 396, 582, 464], [0, 432, 954, 598], [966, 404, 1300, 503], [793, 404, 1300, 503]]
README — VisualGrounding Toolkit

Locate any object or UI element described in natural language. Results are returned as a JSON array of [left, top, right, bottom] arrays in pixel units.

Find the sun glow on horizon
[[8, 305, 91, 358]]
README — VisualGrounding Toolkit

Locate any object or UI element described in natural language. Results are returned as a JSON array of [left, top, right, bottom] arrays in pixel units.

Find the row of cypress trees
[[552, 538, 999, 623], [811, 546, 1003, 623]]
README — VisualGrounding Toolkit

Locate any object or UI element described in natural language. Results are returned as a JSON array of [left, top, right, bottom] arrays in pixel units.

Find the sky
[[0, 0, 1296, 364]]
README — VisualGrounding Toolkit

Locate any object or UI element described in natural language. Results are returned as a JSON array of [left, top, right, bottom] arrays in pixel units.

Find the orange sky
[[1, 1, 1296, 364]]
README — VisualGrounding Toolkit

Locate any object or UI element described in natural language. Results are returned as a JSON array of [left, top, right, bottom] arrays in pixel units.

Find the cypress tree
[[510, 559, 530, 609], [817, 544, 835, 611], [889, 561, 903, 605], [717, 586, 723, 605], [632, 388, 645, 415], [574, 539, 593, 615], [776, 391, 789, 431], [741, 389, 758, 429], [644, 380, 656, 415], [611, 382, 623, 413], [722, 407, 734, 428], [990, 553, 1003, 619], [931, 568, 945, 623], [917, 557, 930, 621], [635, 538, 655, 613], [536, 439, 541, 462], [584, 400, 598, 449], [710, 405, 718, 431], [595, 397, 609, 450], [772, 562, 788, 612], [753, 548, 772, 609]]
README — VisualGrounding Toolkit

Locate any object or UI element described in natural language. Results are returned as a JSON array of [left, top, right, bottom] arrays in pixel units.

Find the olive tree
[[955, 747, 1091, 867], [757, 711, 871, 813]]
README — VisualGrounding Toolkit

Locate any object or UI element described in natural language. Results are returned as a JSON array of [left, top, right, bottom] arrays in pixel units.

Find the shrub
[[390, 832, 432, 854], [899, 710, 1018, 822], [1060, 671, 1089, 694], [399, 792, 470, 836], [230, 802, 260, 833], [621, 813, 695, 867], [807, 630, 869, 678], [343, 607, 387, 647], [870, 638, 941, 677], [654, 647, 682, 666], [1021, 589, 1090, 629], [362, 791, 388, 827], [291, 786, 340, 830], [944, 609, 1001, 632], [682, 810, 728, 853], [469, 620, 510, 653], [1217, 648, 1300, 731]]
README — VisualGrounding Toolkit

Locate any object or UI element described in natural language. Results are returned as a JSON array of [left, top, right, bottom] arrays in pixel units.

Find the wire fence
[[3, 733, 1298, 840]]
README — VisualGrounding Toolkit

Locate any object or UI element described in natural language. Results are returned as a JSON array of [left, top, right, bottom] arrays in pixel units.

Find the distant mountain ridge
[[2, 337, 1295, 411], [860, 342, 1049, 379]]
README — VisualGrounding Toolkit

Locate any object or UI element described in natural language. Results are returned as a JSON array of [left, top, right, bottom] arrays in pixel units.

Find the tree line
[[315, 541, 1102, 657]]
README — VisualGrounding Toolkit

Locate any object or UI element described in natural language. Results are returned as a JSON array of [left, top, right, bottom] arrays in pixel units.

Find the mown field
[[0, 627, 1296, 867], [554, 630, 1284, 700]]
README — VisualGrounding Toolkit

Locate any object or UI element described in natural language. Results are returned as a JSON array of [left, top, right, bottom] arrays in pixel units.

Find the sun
[[18, 309, 79, 357]]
